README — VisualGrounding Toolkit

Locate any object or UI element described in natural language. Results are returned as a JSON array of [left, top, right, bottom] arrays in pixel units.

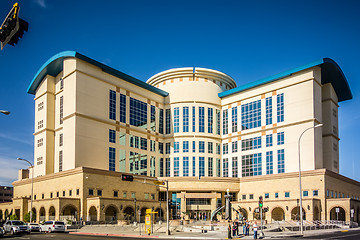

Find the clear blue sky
[[0, 0, 359, 186]]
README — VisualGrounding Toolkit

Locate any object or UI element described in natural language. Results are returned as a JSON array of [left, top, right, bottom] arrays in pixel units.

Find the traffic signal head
[[121, 174, 134, 181], [259, 196, 263, 208]]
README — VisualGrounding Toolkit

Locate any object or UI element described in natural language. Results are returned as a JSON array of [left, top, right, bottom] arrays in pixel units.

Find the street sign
[[154, 180, 165, 185], [145, 214, 151, 235]]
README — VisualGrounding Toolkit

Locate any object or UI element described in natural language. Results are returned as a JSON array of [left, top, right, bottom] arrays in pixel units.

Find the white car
[[39, 221, 65, 233], [3, 220, 30, 235], [28, 223, 40, 232]]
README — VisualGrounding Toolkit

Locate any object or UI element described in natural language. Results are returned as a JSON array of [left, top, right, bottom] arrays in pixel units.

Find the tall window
[[216, 110, 220, 135], [165, 158, 170, 177], [183, 141, 189, 152], [192, 106, 196, 132], [59, 134, 63, 146], [150, 105, 155, 131], [208, 157, 213, 177], [277, 93, 284, 122], [223, 109, 228, 134], [174, 142, 179, 153], [60, 96, 64, 124], [183, 107, 189, 132], [208, 108, 213, 133], [223, 158, 229, 177], [266, 96, 272, 125], [59, 150, 63, 172], [266, 151, 273, 175], [277, 132, 284, 145], [183, 157, 189, 176], [109, 90, 116, 120], [223, 143, 228, 154], [120, 94, 126, 123], [242, 153, 262, 177], [109, 147, 115, 171], [165, 143, 170, 154], [174, 107, 179, 133], [232, 107, 238, 132], [192, 157, 196, 176], [199, 107, 205, 132], [174, 157, 179, 176], [199, 141, 205, 153], [208, 142, 213, 153], [199, 157, 205, 177], [166, 109, 171, 134], [159, 158, 164, 177], [159, 142, 164, 154], [253, 153, 262, 176], [192, 141, 196, 152], [266, 134, 273, 147], [109, 129, 116, 143], [232, 141, 238, 153], [232, 157, 238, 177], [140, 138, 147, 150], [130, 98, 147, 128], [216, 143, 221, 154], [159, 109, 164, 134], [216, 158, 221, 177], [241, 100, 261, 130], [278, 149, 285, 173]]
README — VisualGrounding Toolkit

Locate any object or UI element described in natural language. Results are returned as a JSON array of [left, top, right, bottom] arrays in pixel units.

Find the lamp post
[[298, 124, 323, 235], [17, 158, 33, 223], [134, 198, 137, 223], [0, 110, 10, 115]]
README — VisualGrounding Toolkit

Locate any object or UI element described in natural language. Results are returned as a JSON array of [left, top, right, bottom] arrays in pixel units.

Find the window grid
[[266, 134, 273, 147], [183, 157, 189, 176], [109, 129, 116, 143], [120, 94, 126, 123], [241, 100, 261, 130], [241, 136, 261, 151], [266, 96, 272, 125], [174, 142, 179, 153], [165, 158, 170, 177], [192, 107, 196, 132], [165, 109, 171, 134], [109, 147, 115, 171], [183, 141, 189, 152], [266, 151, 273, 175], [199, 157, 205, 177], [208, 157, 213, 177], [216, 110, 221, 135], [183, 107, 189, 132], [277, 93, 284, 122], [277, 132, 284, 145], [109, 90, 116, 120], [199, 141, 205, 153], [199, 107, 205, 132], [278, 149, 285, 173], [216, 158, 221, 177], [223, 158, 229, 177], [150, 105, 155, 131], [223, 110, 228, 134], [232, 141, 238, 153], [232, 107, 238, 132], [174, 157, 179, 176], [130, 98, 147, 127], [208, 108, 213, 133], [60, 96, 64, 124], [241, 153, 262, 177], [192, 157, 196, 176], [159, 158, 164, 177], [192, 141, 196, 153], [59, 150, 63, 172], [223, 143, 228, 154], [159, 109, 164, 134], [208, 142, 213, 154], [232, 157, 238, 177], [174, 107, 180, 133]]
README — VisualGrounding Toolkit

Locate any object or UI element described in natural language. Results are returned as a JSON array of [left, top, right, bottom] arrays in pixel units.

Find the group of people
[[228, 218, 259, 239]]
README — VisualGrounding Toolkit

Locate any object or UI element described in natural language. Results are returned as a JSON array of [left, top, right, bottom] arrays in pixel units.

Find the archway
[[140, 207, 149, 223], [49, 206, 56, 220], [62, 205, 77, 221], [31, 208, 37, 222], [253, 209, 265, 220], [313, 206, 320, 221], [272, 207, 285, 221], [39, 207, 46, 222], [88, 206, 97, 221], [105, 205, 118, 222], [330, 207, 345, 221], [123, 206, 135, 221], [291, 207, 306, 220], [155, 208, 164, 221]]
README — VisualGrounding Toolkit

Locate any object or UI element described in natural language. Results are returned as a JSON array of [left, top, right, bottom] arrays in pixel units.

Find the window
[[165, 158, 170, 177], [131, 192, 136, 198], [59, 150, 63, 172], [232, 107, 238, 132], [109, 147, 116, 171], [266, 134, 272, 147], [166, 109, 171, 134], [109, 90, 116, 120], [150, 140, 156, 152], [183, 107, 189, 132], [249, 194, 254, 200], [192, 157, 196, 176], [216, 158, 221, 177], [63, 191, 65, 197], [232, 141, 238, 153], [192, 107, 196, 132], [326, 189, 329, 197], [275, 192, 279, 198], [216, 143, 221, 154], [232, 157, 238, 177], [151, 194, 155, 200], [199, 141, 205, 153], [159, 142, 164, 154], [50, 192, 53, 198], [241, 136, 261, 151], [174, 107, 179, 133], [285, 192, 290, 198], [174, 157, 179, 176], [42, 193, 44, 199], [223, 143, 228, 154], [159, 109, 164, 134], [174, 142, 179, 153], [120, 94, 126, 123], [223, 109, 228, 134], [208, 142, 213, 153], [266, 96, 272, 125], [208, 157, 213, 177], [208, 108, 213, 133], [140, 138, 147, 150], [192, 141, 196, 153], [313, 190, 318, 196], [57, 192, 59, 197], [109, 129, 116, 143], [277, 149, 285, 173], [37, 138, 43, 147], [265, 193, 269, 199], [60, 96, 64, 124], [37, 157, 43, 165], [130, 98, 148, 128], [165, 143, 170, 154], [241, 100, 261, 130], [159, 158, 164, 177], [277, 132, 284, 145], [303, 191, 309, 197], [266, 151, 273, 175], [241, 153, 262, 177], [37, 120, 43, 129], [183, 157, 189, 176], [183, 141, 189, 153], [145, 193, 149, 200], [199, 107, 205, 132], [150, 105, 156, 131], [59, 134, 63, 147], [60, 78, 64, 89], [38, 101, 44, 111], [277, 93, 284, 122], [76, 189, 79, 195], [216, 110, 220, 135], [114, 191, 118, 197], [223, 158, 228, 177], [242, 194, 246, 200], [199, 157, 205, 177]]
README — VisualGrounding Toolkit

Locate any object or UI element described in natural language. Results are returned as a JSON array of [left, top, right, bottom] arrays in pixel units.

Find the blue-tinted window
[[130, 98, 147, 128], [150, 105, 156, 131], [199, 107, 205, 132], [277, 93, 284, 122], [232, 157, 238, 177], [265, 193, 269, 199], [183, 141, 189, 153], [199, 157, 205, 177], [232, 107, 238, 132], [241, 153, 262, 177], [223, 143, 228, 154], [216, 110, 220, 135], [278, 149, 285, 173], [275, 192, 279, 198], [313, 190, 319, 196], [183, 157, 189, 176], [174, 107, 180, 133], [241, 100, 261, 130], [303, 191, 308, 197], [285, 192, 290, 198], [174, 157, 179, 176], [159, 142, 164, 154], [199, 141, 205, 153], [192, 141, 196, 153], [140, 138, 147, 150], [174, 142, 179, 153], [120, 94, 126, 123], [208, 108, 213, 133], [232, 141, 238, 153], [165, 109, 171, 134], [266, 134, 273, 147], [277, 132, 284, 145], [159, 158, 164, 177], [253, 153, 262, 176], [266, 151, 273, 175], [109, 90, 116, 120], [223, 109, 228, 134], [266, 96, 272, 125], [165, 158, 170, 177], [109, 147, 115, 171], [165, 143, 170, 154], [109, 129, 116, 143], [159, 109, 164, 134], [183, 107, 189, 132], [192, 157, 196, 176], [192, 107, 196, 132], [241, 136, 261, 151], [223, 158, 229, 177]]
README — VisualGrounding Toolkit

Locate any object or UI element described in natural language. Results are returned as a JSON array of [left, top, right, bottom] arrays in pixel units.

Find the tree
[[9, 214, 19, 220], [24, 211, 36, 222]]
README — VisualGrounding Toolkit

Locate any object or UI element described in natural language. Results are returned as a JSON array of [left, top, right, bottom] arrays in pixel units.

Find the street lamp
[[298, 123, 323, 235], [134, 198, 137, 223], [17, 158, 34, 223], [0, 110, 10, 115]]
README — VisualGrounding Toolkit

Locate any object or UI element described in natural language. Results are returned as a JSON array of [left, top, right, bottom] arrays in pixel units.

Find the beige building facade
[[0, 51, 358, 224]]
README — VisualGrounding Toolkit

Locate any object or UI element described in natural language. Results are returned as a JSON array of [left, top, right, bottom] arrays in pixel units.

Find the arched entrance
[[39, 207, 46, 222], [49, 206, 56, 220], [88, 206, 97, 221], [291, 207, 306, 220], [155, 208, 164, 221], [313, 206, 320, 221], [330, 207, 345, 221], [253, 209, 265, 220], [31, 208, 37, 222], [62, 205, 77, 221], [105, 205, 118, 222], [272, 207, 285, 221], [123, 206, 135, 221], [140, 207, 149, 223]]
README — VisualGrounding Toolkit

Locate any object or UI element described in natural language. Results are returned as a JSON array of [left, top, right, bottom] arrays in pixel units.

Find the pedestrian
[[245, 220, 250, 236], [232, 221, 237, 237], [228, 221, 232, 239], [235, 218, 239, 236], [242, 220, 246, 235], [253, 221, 258, 239]]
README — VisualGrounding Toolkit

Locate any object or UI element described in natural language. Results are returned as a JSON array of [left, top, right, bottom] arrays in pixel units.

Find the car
[[0, 227, 5, 237], [39, 221, 65, 233], [28, 223, 40, 232], [3, 220, 30, 235]]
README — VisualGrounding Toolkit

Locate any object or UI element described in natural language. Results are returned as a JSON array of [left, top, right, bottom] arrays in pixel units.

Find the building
[[1, 51, 360, 224], [0, 186, 13, 203]]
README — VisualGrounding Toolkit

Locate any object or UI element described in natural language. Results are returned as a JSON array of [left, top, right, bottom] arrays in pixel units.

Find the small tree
[[9, 214, 19, 220], [24, 211, 36, 222]]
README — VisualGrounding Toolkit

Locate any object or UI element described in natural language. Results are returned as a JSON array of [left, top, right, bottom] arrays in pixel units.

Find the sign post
[[336, 208, 339, 221]]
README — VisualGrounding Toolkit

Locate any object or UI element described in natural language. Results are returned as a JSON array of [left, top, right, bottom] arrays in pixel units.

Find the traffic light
[[259, 196, 263, 208], [0, 3, 29, 50], [121, 174, 133, 181]]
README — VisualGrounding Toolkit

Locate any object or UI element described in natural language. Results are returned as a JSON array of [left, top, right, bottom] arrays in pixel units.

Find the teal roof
[[27, 51, 169, 97], [219, 58, 352, 102]]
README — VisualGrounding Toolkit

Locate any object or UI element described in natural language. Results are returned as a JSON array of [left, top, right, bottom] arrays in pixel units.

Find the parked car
[[0, 226, 5, 237], [28, 223, 40, 232], [39, 221, 65, 233], [3, 220, 30, 235]]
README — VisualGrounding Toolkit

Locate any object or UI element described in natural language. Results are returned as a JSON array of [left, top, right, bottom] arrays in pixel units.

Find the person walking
[[245, 220, 250, 236], [228, 221, 232, 239], [253, 221, 258, 239], [242, 220, 246, 235], [232, 221, 237, 237]]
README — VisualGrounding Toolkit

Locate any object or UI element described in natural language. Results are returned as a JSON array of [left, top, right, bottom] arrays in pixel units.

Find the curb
[[69, 232, 160, 238]]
